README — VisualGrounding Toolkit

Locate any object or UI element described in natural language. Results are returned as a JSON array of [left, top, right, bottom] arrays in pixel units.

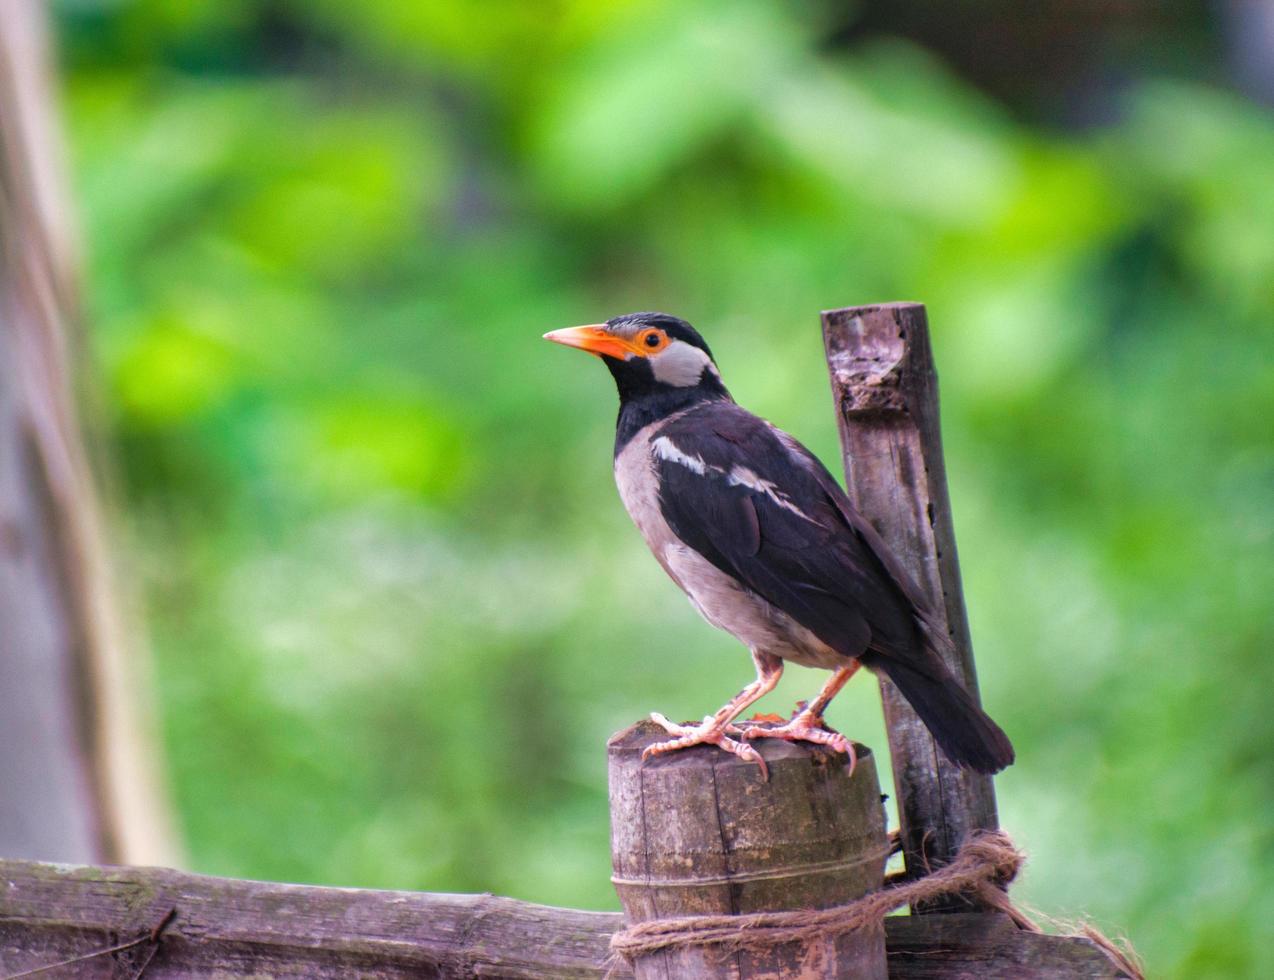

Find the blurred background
[[7, 0, 1274, 976]]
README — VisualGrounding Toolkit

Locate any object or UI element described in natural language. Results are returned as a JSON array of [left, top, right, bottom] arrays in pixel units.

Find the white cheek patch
[[649, 340, 716, 387]]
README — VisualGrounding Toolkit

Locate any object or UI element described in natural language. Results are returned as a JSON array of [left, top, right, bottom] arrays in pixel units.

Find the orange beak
[[543, 324, 642, 360]]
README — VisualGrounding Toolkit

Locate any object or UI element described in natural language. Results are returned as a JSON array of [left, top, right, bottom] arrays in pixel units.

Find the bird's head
[[544, 312, 729, 407]]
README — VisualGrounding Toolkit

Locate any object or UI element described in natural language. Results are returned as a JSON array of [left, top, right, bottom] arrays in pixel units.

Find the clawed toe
[[643, 712, 769, 779], [649, 712, 743, 738], [647, 711, 694, 738], [740, 716, 857, 776]]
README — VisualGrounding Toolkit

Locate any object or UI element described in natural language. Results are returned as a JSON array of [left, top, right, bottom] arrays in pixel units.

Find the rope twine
[[609, 830, 1144, 978]]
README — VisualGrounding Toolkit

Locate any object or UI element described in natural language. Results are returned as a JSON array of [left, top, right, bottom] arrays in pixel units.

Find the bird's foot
[[644, 712, 769, 780], [739, 713, 857, 776]]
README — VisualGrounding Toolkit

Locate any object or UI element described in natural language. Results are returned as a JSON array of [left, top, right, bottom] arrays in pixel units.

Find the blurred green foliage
[[55, 1, 1274, 976]]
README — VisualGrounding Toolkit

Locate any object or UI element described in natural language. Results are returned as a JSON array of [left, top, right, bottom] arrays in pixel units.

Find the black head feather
[[605, 312, 715, 362], [601, 312, 731, 454]]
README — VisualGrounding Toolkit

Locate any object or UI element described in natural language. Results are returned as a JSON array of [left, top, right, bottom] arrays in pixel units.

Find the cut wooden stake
[[608, 720, 890, 979], [821, 302, 1000, 905]]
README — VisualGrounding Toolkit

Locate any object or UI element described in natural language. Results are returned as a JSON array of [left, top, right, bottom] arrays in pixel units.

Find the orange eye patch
[[638, 329, 669, 354]]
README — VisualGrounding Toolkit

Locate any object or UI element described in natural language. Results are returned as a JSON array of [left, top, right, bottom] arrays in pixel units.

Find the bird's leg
[[645, 651, 783, 778], [740, 660, 861, 775]]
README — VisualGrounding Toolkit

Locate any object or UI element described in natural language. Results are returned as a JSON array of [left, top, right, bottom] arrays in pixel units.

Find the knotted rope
[[609, 830, 1143, 978]]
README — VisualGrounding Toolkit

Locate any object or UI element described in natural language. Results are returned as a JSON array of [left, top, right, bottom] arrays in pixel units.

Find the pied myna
[[545, 312, 1014, 777]]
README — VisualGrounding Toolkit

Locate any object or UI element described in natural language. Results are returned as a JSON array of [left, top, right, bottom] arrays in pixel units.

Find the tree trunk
[[0, 0, 175, 864]]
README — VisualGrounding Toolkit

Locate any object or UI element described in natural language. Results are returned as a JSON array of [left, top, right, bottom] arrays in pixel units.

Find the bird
[[544, 312, 1014, 778]]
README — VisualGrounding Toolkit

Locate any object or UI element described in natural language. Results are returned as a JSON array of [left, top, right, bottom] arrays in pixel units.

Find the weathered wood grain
[[821, 303, 1000, 906], [608, 720, 889, 978], [885, 913, 1136, 979], [0, 859, 1129, 978], [0, 858, 622, 979]]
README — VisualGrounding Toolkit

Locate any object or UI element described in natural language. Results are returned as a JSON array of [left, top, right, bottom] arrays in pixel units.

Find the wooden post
[[607, 720, 890, 978], [821, 303, 1000, 901]]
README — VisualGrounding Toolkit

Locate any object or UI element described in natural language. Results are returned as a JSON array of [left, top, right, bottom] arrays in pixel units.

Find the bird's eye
[[642, 330, 664, 349]]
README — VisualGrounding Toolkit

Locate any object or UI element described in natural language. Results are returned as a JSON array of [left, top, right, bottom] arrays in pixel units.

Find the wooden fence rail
[[0, 857, 1128, 979]]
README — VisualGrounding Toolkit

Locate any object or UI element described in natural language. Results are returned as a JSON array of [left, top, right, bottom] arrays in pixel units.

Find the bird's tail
[[869, 645, 1015, 774]]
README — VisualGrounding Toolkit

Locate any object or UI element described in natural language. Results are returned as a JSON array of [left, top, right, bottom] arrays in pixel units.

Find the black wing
[[653, 401, 926, 660], [654, 400, 1016, 773]]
